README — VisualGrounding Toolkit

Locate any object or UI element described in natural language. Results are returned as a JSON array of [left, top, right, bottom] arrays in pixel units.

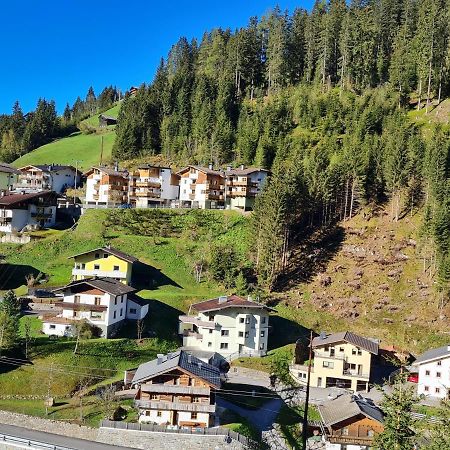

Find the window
[[245, 331, 249, 338], [129, 308, 137, 314], [81, 263, 86, 269], [91, 312, 102, 320], [261, 331, 265, 338], [424, 386, 429, 392], [436, 387, 441, 394], [157, 411, 162, 417], [325, 346, 329, 352], [94, 264, 100, 270], [103, 254, 108, 258], [94, 297, 101, 306], [113, 311, 117, 319], [342, 428, 349, 436], [339, 347, 344, 352], [437, 361, 442, 366], [208, 342, 212, 347], [151, 394, 158, 400], [352, 349, 356, 355], [323, 361, 334, 369], [357, 349, 362, 356], [261, 317, 266, 324], [208, 315, 214, 322], [121, 296, 124, 303], [238, 332, 244, 337], [220, 343, 228, 350], [113, 265, 120, 271], [245, 317, 250, 324], [239, 318, 245, 323], [259, 343, 265, 350], [49, 324, 56, 329], [221, 330, 229, 336], [74, 295, 80, 304], [191, 412, 197, 419], [317, 377, 322, 387], [95, 253, 100, 258], [114, 297, 118, 305], [209, 329, 213, 334], [436, 372, 441, 378], [120, 308, 123, 317], [425, 370, 430, 376]]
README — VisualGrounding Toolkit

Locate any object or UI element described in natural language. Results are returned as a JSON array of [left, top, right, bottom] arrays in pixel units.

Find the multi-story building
[[0, 163, 20, 192], [177, 165, 225, 209], [224, 166, 269, 211], [413, 344, 450, 399], [289, 331, 379, 392], [129, 165, 179, 208], [42, 277, 148, 338], [70, 246, 138, 284], [0, 191, 57, 233], [317, 394, 384, 450], [130, 350, 221, 427], [83, 166, 129, 209], [179, 295, 272, 359], [15, 164, 79, 193]]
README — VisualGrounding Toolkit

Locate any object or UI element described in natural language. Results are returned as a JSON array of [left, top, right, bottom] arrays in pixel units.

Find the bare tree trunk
[[417, 79, 422, 110], [343, 178, 349, 221], [349, 178, 356, 220]]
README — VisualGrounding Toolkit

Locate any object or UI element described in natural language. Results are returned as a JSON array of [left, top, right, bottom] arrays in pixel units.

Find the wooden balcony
[[135, 399, 215, 413], [140, 384, 210, 396], [135, 191, 160, 198], [135, 181, 161, 188], [328, 435, 374, 445], [179, 315, 216, 329], [55, 302, 107, 312], [208, 194, 224, 201]]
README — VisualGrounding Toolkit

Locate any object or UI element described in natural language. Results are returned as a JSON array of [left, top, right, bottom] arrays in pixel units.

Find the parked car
[[408, 373, 419, 383]]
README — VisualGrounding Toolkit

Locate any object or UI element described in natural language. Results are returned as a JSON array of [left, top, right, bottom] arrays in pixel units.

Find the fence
[[0, 432, 73, 450], [101, 420, 256, 448]]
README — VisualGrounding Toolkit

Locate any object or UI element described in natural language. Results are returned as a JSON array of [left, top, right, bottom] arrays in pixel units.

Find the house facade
[[224, 167, 269, 211], [129, 165, 179, 208], [318, 394, 384, 450], [43, 278, 148, 338], [70, 246, 137, 284], [177, 166, 224, 209], [131, 350, 221, 427], [179, 295, 272, 359], [0, 163, 20, 192], [289, 332, 379, 392], [0, 191, 57, 233], [84, 166, 129, 208], [15, 165, 79, 193], [413, 344, 450, 399]]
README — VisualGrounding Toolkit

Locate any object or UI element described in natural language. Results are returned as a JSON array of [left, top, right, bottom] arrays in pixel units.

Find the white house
[[0, 191, 57, 233], [15, 165, 80, 193], [42, 278, 148, 338], [129, 165, 179, 208], [413, 344, 450, 399], [179, 295, 273, 359]]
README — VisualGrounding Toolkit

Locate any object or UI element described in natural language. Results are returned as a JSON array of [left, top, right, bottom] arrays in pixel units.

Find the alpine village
[[0, 1, 450, 449]]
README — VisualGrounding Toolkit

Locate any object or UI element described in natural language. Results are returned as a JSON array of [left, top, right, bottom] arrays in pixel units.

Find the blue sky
[[0, 1, 313, 114]]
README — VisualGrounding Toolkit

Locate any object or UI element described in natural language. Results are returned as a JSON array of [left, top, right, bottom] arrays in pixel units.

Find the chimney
[[227, 165, 232, 172], [156, 353, 164, 365], [247, 295, 252, 302], [114, 161, 119, 172], [218, 295, 228, 304], [320, 331, 327, 340], [208, 162, 213, 170], [240, 164, 245, 170], [197, 362, 202, 369], [187, 354, 192, 364]]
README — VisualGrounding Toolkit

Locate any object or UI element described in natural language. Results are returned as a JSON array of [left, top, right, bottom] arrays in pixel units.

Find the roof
[[99, 114, 117, 121], [413, 344, 450, 365], [132, 350, 221, 388], [0, 190, 56, 207], [128, 293, 149, 307], [54, 277, 136, 296], [226, 167, 269, 176], [312, 331, 379, 355], [318, 394, 384, 428], [20, 164, 76, 172], [0, 163, 20, 175], [136, 164, 171, 170], [84, 166, 128, 177], [191, 294, 274, 313], [177, 165, 224, 177], [69, 246, 138, 263]]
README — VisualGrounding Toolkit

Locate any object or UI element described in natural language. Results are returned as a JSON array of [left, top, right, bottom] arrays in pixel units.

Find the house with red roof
[[178, 294, 274, 359]]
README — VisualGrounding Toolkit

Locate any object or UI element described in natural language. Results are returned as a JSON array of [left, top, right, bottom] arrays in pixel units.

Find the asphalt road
[[0, 423, 134, 450]]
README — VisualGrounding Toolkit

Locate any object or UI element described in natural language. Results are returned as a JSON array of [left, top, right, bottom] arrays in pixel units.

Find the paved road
[[0, 423, 134, 450]]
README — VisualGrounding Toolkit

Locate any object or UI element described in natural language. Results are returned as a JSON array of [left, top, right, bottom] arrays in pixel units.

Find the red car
[[408, 373, 419, 383]]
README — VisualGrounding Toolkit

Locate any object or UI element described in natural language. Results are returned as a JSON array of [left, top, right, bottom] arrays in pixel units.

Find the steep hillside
[[12, 104, 120, 170]]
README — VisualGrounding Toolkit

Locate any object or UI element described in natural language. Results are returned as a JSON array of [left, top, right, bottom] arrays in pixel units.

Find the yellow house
[[0, 163, 20, 192], [290, 331, 379, 392], [70, 246, 138, 285]]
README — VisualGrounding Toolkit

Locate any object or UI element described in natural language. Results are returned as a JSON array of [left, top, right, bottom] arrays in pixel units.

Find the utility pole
[[73, 160, 82, 190], [45, 362, 54, 416], [302, 330, 313, 450], [99, 136, 104, 166]]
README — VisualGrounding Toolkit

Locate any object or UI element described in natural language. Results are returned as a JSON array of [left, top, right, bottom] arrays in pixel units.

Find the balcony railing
[[179, 315, 216, 329], [135, 399, 215, 413], [314, 351, 347, 361], [182, 330, 202, 340], [140, 384, 210, 396], [342, 370, 370, 379], [55, 302, 107, 312], [72, 268, 127, 278], [135, 180, 161, 188], [328, 435, 374, 445]]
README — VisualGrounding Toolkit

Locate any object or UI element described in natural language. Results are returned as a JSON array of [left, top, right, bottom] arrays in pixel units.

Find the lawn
[[81, 104, 121, 128]]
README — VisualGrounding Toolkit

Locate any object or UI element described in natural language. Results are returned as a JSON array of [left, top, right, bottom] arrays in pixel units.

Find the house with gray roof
[[16, 164, 80, 193], [413, 344, 450, 399], [130, 350, 221, 428]]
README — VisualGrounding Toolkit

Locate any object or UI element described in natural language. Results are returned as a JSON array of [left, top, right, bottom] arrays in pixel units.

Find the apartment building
[[42, 277, 148, 338], [84, 166, 129, 208], [131, 350, 221, 427], [413, 344, 450, 399], [290, 331, 379, 392], [318, 394, 384, 450], [70, 246, 138, 284], [224, 166, 269, 211], [129, 165, 179, 208], [15, 164, 79, 193], [0, 163, 20, 192], [177, 165, 225, 209], [179, 295, 273, 359], [0, 191, 57, 233]]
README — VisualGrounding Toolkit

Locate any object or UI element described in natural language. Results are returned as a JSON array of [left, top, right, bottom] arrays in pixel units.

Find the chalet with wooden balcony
[[0, 190, 57, 233], [84, 166, 129, 209], [317, 394, 384, 449], [130, 350, 221, 427], [224, 166, 269, 211], [177, 165, 225, 209], [42, 277, 148, 338], [129, 165, 179, 208], [179, 295, 273, 359], [15, 164, 79, 193], [0, 163, 20, 193], [289, 331, 379, 392]]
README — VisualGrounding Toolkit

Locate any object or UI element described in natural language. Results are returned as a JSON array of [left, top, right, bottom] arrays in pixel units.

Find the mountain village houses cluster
[[32, 241, 449, 449], [0, 161, 269, 234]]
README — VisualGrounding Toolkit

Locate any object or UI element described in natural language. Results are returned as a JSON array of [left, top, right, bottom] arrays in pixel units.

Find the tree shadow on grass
[[0, 264, 41, 290], [131, 262, 182, 291], [267, 316, 309, 351]]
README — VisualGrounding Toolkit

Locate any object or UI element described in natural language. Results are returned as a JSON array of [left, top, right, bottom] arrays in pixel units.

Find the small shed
[[98, 114, 118, 127]]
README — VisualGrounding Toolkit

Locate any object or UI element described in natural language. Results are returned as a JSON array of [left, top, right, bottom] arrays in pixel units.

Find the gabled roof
[[20, 164, 76, 172], [0, 163, 20, 175], [226, 167, 269, 176], [69, 246, 138, 263], [312, 331, 379, 355], [54, 277, 136, 296], [413, 344, 450, 365], [83, 166, 128, 177], [318, 394, 384, 428], [128, 293, 149, 307], [132, 350, 221, 388], [191, 294, 274, 313], [0, 190, 56, 207], [177, 165, 224, 177]]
